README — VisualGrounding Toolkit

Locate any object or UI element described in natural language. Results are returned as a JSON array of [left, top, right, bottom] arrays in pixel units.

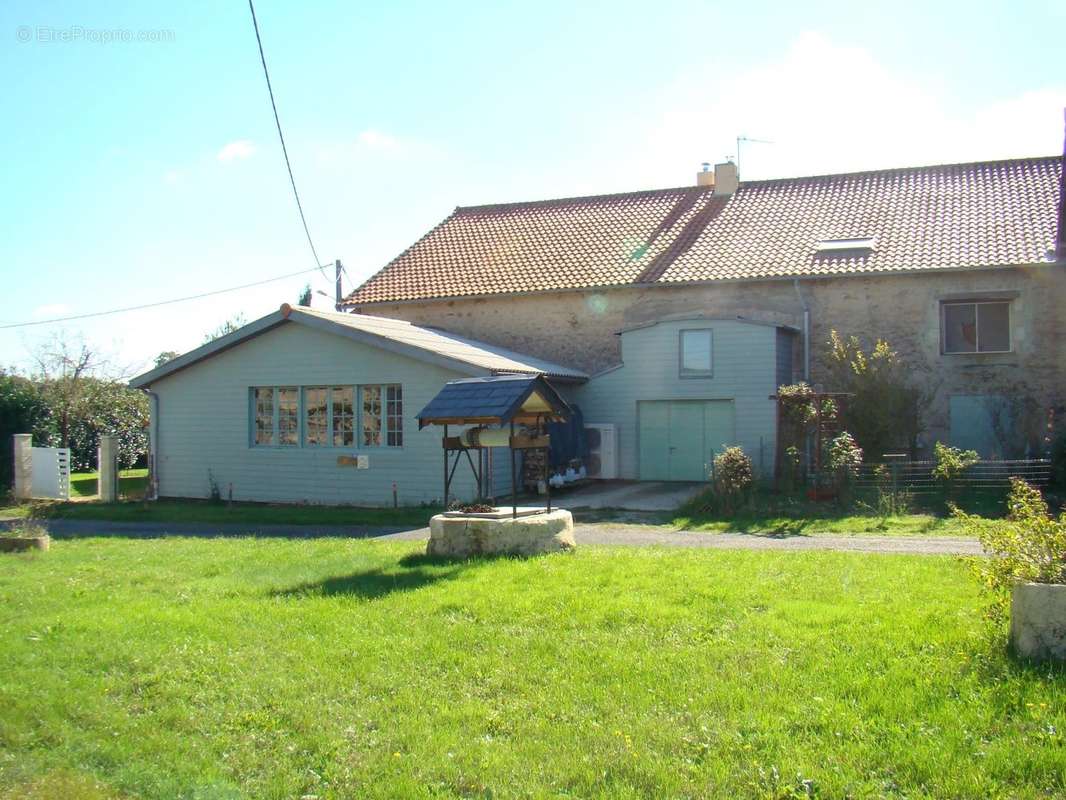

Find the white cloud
[[32, 303, 69, 319], [357, 129, 402, 151], [217, 139, 257, 163], [635, 32, 1066, 184], [162, 168, 186, 185]]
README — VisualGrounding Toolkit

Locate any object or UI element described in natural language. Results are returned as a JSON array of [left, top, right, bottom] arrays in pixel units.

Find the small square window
[[680, 329, 713, 377], [941, 301, 1011, 354]]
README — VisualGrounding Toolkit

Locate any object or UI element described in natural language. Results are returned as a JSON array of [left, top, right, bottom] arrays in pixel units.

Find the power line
[[0, 266, 322, 330], [247, 0, 328, 278]]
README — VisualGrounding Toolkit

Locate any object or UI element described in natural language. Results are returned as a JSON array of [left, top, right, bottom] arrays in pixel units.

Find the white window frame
[[940, 300, 1012, 355], [679, 329, 714, 378]]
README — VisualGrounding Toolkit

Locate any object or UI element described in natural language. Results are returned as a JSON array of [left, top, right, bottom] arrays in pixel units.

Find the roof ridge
[[451, 154, 1060, 212]]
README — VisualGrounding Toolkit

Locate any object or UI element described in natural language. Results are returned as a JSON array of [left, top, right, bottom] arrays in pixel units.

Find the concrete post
[[98, 434, 119, 502], [13, 433, 32, 501]]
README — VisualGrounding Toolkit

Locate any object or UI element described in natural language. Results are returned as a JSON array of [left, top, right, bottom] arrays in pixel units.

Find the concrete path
[[542, 480, 706, 511], [3, 518, 981, 556]]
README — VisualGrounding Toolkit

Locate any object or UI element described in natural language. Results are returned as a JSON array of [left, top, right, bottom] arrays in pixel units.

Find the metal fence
[[849, 458, 1052, 494]]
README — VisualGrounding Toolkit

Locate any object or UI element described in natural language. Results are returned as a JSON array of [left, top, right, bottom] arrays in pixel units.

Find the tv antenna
[[736, 135, 774, 178]]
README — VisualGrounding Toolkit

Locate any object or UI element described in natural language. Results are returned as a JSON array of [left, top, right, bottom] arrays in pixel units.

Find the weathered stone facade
[[353, 264, 1066, 456]]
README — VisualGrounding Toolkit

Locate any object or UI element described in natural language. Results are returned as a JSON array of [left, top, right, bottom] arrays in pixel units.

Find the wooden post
[[442, 423, 449, 507], [510, 421, 517, 519]]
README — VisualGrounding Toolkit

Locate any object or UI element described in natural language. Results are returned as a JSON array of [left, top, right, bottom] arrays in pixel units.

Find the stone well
[[427, 508, 575, 558], [1011, 582, 1066, 663]]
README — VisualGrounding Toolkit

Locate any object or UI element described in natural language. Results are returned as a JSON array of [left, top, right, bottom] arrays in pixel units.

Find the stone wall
[[352, 265, 1066, 454]]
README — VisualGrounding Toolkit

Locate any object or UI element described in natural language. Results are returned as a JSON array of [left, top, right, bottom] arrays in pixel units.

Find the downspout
[[792, 278, 810, 382], [140, 388, 160, 501]]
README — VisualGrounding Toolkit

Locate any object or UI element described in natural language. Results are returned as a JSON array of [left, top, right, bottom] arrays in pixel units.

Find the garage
[[637, 399, 735, 481]]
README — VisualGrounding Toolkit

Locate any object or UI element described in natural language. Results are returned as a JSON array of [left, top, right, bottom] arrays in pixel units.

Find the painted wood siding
[[149, 321, 483, 506], [572, 319, 781, 479]]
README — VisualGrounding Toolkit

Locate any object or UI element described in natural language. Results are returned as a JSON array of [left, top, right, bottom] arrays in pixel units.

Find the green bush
[[954, 479, 1066, 611], [932, 442, 980, 483], [712, 447, 754, 515], [824, 331, 923, 458], [826, 431, 863, 506]]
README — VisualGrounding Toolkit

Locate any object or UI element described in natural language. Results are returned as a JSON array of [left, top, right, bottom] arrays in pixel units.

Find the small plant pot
[[1010, 582, 1066, 663], [0, 535, 50, 553]]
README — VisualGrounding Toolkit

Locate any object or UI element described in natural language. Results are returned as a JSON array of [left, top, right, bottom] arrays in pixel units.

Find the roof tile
[[344, 156, 1063, 304]]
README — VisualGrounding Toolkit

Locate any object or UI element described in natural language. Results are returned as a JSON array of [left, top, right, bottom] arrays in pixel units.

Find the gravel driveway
[[4, 518, 982, 555]]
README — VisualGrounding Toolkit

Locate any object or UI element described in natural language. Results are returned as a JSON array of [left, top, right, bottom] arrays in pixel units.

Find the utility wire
[[247, 0, 328, 278], [0, 267, 322, 330]]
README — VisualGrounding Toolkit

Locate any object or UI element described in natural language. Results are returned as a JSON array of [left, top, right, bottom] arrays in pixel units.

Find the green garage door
[[638, 400, 735, 481]]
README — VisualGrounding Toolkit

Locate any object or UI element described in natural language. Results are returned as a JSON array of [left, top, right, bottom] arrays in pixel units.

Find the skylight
[[815, 237, 876, 253]]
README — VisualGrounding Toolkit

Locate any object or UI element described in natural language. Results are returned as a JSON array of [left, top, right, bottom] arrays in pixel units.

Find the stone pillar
[[98, 434, 119, 502], [12, 433, 32, 501]]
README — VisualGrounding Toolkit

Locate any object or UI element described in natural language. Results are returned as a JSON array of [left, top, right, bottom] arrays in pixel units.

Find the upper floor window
[[941, 301, 1011, 354], [679, 329, 713, 377]]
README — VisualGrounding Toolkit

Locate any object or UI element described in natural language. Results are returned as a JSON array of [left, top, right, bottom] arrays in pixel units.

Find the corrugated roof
[[129, 306, 587, 388], [291, 307, 587, 380], [343, 155, 1064, 305]]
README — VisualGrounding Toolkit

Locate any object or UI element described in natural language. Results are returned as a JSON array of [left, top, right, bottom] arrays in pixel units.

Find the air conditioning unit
[[584, 423, 618, 479]]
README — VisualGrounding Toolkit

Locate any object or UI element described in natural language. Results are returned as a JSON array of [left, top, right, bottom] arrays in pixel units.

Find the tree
[[823, 331, 923, 459], [154, 351, 180, 368], [28, 336, 149, 472], [298, 284, 312, 307], [203, 313, 248, 344], [0, 370, 47, 489], [32, 337, 98, 454]]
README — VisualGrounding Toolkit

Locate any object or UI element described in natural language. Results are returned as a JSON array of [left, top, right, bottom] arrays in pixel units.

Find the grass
[[671, 487, 1007, 537], [69, 469, 149, 499], [1, 539, 1063, 798], [20, 497, 438, 529]]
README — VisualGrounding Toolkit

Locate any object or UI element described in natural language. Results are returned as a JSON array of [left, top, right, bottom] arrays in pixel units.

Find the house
[[130, 306, 585, 505], [133, 152, 1066, 503], [344, 156, 1066, 466]]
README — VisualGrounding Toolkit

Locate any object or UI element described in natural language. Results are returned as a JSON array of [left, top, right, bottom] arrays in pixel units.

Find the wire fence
[[848, 458, 1052, 494]]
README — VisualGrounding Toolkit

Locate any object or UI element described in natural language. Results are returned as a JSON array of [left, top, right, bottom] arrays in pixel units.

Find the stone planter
[[428, 508, 576, 558], [1010, 582, 1066, 662], [0, 535, 50, 553]]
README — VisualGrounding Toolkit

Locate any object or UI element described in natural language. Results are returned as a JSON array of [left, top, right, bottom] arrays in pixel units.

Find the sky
[[1, 0, 1063, 376]]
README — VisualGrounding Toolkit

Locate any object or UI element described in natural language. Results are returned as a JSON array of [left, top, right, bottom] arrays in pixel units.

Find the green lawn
[[669, 487, 1007, 537], [1, 540, 1062, 798], [69, 469, 149, 499], [19, 497, 437, 528]]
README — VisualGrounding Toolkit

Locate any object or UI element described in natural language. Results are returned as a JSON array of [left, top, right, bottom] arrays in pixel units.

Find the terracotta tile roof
[[344, 156, 1064, 305]]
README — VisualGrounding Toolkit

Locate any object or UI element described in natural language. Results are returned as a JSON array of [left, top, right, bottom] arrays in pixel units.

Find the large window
[[679, 329, 713, 377], [332, 387, 354, 447], [253, 387, 274, 445], [278, 388, 299, 445], [386, 385, 404, 447], [941, 301, 1011, 354], [251, 384, 401, 448], [252, 386, 299, 447], [304, 387, 329, 446]]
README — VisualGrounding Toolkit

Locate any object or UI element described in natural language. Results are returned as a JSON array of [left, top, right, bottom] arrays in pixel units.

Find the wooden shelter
[[417, 375, 572, 517]]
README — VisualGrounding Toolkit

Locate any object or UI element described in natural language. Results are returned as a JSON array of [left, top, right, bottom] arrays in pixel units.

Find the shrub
[[824, 331, 923, 459], [826, 431, 863, 505], [712, 447, 754, 515], [954, 479, 1066, 608], [932, 442, 980, 483]]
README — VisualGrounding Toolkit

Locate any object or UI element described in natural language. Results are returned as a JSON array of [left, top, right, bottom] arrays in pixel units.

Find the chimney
[[714, 161, 738, 195], [696, 162, 715, 188]]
